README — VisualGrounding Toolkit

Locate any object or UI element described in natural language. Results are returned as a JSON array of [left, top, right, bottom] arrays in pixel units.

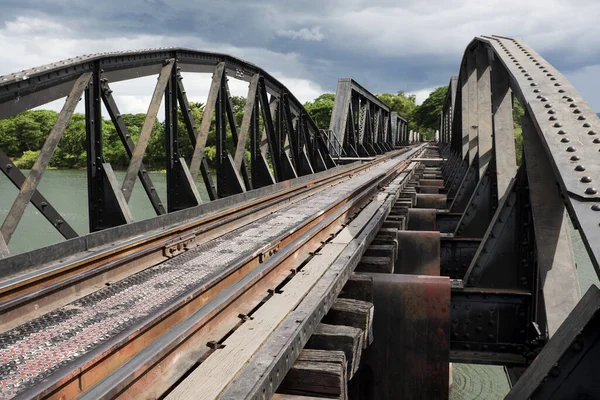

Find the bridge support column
[[360, 274, 450, 400]]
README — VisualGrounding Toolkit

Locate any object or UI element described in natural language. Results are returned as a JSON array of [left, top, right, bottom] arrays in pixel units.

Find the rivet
[[592, 204, 600, 211], [561, 138, 570, 143], [558, 130, 567, 135], [571, 155, 580, 161], [554, 122, 562, 127], [551, 77, 557, 80], [549, 116, 557, 121], [581, 176, 593, 183], [531, 83, 537, 86], [583, 123, 591, 127], [548, 109, 556, 114], [524, 73, 530, 77], [575, 165, 585, 171], [543, 69, 548, 73], [547, 73, 553, 76], [540, 97, 547, 101], [558, 89, 566, 93], [578, 116, 586, 120], [574, 109, 581, 114], [570, 103, 577, 108], [533, 89, 541, 93], [566, 146, 576, 152], [527, 77, 533, 81], [544, 103, 552, 108], [554, 83, 561, 86], [567, 97, 574, 102], [585, 187, 598, 195], [594, 138, 600, 144], [589, 130, 597, 135]]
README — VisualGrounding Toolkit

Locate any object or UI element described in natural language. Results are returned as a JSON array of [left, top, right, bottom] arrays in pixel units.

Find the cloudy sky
[[1, 0, 600, 115]]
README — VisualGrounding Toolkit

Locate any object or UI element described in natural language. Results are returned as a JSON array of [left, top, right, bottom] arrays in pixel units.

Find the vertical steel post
[[165, 57, 201, 211]]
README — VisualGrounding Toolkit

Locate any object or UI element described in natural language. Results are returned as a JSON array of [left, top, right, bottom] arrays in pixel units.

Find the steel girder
[[329, 78, 409, 157], [0, 48, 336, 257], [438, 35, 599, 390]]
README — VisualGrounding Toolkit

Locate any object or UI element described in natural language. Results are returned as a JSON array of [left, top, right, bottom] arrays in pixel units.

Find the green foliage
[[376, 91, 418, 131], [0, 110, 59, 157], [0, 101, 220, 170], [513, 99, 525, 165], [304, 93, 335, 129], [14, 150, 40, 169], [413, 86, 447, 140]]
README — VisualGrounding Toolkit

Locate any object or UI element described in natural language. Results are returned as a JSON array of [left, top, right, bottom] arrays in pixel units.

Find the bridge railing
[[0, 48, 342, 257]]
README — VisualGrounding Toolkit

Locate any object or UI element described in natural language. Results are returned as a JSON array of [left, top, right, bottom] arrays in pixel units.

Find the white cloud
[[409, 88, 434, 105], [276, 27, 325, 42], [0, 16, 325, 116]]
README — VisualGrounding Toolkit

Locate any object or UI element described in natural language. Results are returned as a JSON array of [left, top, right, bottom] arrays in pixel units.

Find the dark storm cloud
[[1, 0, 600, 108]]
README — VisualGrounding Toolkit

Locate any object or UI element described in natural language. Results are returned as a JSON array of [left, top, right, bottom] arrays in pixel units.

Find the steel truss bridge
[[0, 35, 598, 399]]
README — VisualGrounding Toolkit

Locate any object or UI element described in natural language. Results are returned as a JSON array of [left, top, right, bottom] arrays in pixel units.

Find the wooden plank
[[305, 323, 363, 379], [355, 256, 393, 274], [364, 244, 396, 260], [338, 273, 373, 303], [322, 298, 374, 347], [277, 350, 347, 399], [331, 193, 389, 244], [165, 243, 348, 400], [272, 394, 327, 400]]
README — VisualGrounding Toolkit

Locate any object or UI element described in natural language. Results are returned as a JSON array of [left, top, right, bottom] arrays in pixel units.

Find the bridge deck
[[0, 156, 399, 398]]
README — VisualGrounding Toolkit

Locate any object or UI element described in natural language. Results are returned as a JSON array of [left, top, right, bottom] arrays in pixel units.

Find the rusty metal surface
[[407, 208, 437, 231], [361, 273, 450, 399], [395, 231, 441, 275], [0, 156, 405, 399], [416, 194, 447, 209]]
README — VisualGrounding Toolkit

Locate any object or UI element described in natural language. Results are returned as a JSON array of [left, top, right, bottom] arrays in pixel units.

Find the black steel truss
[[0, 48, 338, 256], [328, 78, 410, 158], [437, 35, 599, 378]]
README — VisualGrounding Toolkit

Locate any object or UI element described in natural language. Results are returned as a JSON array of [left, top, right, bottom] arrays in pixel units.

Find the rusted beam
[[0, 72, 91, 244], [233, 74, 260, 171], [188, 62, 224, 182], [121, 60, 174, 202], [361, 274, 450, 399]]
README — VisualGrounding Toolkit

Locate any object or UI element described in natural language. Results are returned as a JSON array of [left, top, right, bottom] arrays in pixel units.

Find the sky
[[1, 0, 600, 115]]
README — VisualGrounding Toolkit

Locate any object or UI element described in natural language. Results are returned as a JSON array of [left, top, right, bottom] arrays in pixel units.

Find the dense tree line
[[0, 86, 527, 169], [303, 88, 448, 140], [0, 97, 248, 170]]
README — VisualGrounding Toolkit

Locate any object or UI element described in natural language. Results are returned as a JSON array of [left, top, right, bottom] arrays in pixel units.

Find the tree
[[376, 92, 418, 130], [413, 86, 447, 139], [513, 98, 525, 165], [304, 93, 335, 129]]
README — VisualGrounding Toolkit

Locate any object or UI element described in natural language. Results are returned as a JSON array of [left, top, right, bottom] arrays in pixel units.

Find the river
[[1, 170, 598, 399]]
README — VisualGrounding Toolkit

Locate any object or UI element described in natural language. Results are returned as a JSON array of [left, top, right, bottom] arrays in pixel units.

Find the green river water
[[1, 170, 598, 399]]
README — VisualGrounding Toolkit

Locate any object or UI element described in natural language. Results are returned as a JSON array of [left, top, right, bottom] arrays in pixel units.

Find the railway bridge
[[0, 35, 598, 399]]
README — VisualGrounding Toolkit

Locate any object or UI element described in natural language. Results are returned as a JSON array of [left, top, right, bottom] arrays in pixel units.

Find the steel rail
[[0, 149, 414, 332], [7, 146, 424, 399]]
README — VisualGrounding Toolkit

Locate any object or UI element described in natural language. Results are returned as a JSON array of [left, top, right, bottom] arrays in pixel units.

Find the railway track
[[0, 144, 426, 399]]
